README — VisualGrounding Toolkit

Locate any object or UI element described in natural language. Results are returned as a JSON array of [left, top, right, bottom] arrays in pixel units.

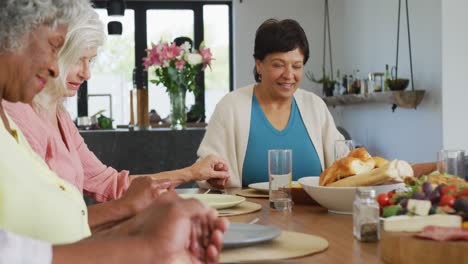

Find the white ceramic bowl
[[298, 177, 405, 214]]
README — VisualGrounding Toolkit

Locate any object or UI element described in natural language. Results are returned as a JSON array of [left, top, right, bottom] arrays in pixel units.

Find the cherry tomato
[[377, 193, 390, 207], [456, 189, 468, 198], [388, 191, 395, 199], [439, 194, 456, 207], [441, 184, 458, 196]]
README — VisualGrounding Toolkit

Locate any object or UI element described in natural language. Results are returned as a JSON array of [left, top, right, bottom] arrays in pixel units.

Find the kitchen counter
[[80, 128, 205, 175]]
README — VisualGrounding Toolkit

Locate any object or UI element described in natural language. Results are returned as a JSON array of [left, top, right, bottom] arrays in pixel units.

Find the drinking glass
[[334, 140, 355, 161], [437, 149, 465, 178], [268, 149, 292, 211]]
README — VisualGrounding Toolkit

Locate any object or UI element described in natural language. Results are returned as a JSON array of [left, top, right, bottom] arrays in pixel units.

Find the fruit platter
[[378, 172, 467, 223], [379, 172, 468, 264]]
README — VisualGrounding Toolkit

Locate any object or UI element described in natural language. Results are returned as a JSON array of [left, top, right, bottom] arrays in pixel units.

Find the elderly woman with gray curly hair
[[0, 1, 227, 263]]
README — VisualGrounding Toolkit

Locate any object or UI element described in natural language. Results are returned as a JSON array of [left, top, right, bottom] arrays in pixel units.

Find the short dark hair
[[253, 18, 309, 82]]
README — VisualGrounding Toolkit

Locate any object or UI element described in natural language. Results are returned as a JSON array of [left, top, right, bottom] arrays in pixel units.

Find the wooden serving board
[[380, 230, 468, 264]]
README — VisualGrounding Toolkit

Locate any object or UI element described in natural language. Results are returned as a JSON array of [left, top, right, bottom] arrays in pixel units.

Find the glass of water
[[268, 149, 292, 211], [334, 139, 355, 161], [437, 149, 465, 178]]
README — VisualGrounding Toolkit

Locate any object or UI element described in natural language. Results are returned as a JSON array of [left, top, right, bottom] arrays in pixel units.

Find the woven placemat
[[233, 188, 269, 198], [217, 201, 262, 217], [220, 231, 328, 263]]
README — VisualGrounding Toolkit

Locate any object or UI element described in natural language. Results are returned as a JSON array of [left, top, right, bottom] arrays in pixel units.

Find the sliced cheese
[[383, 214, 462, 232], [407, 199, 431, 216]]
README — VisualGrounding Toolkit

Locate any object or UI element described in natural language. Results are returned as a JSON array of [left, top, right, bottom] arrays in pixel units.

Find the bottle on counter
[[363, 77, 369, 95], [335, 69, 344, 95], [342, 74, 348, 95], [129, 68, 137, 127], [347, 75, 354, 94], [372, 72, 384, 92], [384, 64, 391, 91], [353, 188, 380, 242], [136, 68, 151, 130], [352, 69, 361, 94]]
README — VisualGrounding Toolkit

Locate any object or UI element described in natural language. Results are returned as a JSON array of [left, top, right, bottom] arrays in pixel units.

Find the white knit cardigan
[[197, 84, 344, 188]]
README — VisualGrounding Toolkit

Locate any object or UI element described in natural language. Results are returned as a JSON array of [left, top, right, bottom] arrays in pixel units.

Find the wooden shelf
[[323, 90, 425, 110]]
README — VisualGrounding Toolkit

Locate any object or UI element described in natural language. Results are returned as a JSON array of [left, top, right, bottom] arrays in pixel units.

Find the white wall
[[442, 0, 468, 152], [233, 0, 442, 163]]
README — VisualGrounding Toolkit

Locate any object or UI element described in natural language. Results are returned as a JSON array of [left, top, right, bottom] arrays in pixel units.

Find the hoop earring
[[258, 74, 262, 81]]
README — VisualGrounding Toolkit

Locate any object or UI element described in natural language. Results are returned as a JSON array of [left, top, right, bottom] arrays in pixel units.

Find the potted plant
[[306, 67, 337, 97]]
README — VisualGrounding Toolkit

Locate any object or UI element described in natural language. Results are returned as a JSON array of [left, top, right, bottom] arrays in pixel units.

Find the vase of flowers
[[143, 40, 212, 130], [169, 88, 186, 130]]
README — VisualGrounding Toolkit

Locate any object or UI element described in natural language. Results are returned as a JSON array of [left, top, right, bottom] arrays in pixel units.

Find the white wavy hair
[[0, 0, 91, 52], [33, 7, 106, 112]]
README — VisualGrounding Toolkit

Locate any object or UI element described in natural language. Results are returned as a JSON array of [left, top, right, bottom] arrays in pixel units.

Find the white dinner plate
[[179, 194, 246, 209], [248, 182, 270, 193], [223, 223, 281, 249], [248, 181, 298, 194]]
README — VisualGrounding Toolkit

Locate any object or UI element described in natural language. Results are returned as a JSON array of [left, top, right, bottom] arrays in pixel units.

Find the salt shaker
[[353, 188, 380, 242]]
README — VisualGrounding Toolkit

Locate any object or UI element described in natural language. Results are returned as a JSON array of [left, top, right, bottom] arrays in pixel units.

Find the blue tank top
[[242, 94, 322, 187]]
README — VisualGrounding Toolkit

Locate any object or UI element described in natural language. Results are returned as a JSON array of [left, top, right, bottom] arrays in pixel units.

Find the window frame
[[78, 0, 233, 122]]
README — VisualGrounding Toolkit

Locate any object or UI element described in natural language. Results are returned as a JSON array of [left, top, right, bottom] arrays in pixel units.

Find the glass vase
[[169, 89, 187, 130]]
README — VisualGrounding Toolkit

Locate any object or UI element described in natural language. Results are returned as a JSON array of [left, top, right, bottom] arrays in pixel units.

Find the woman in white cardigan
[[198, 19, 344, 188]]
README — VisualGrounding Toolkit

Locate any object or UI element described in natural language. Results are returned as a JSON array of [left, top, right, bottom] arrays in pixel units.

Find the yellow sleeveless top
[[0, 113, 91, 244]]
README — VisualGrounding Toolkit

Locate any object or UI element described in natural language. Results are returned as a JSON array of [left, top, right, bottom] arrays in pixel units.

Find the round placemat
[[233, 188, 269, 198], [217, 201, 262, 217], [220, 231, 329, 263]]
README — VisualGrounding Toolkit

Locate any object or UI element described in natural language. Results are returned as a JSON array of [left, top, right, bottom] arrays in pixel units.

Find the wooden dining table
[[177, 188, 383, 263]]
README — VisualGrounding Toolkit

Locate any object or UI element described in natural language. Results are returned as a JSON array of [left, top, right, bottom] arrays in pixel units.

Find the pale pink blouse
[[2, 101, 130, 202]]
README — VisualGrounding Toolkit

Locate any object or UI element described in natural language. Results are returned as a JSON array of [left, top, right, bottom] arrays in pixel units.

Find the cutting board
[[380, 230, 468, 264]]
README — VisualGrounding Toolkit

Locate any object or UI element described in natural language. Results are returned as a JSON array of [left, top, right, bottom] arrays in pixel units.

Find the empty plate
[[179, 194, 246, 209], [223, 223, 281, 249], [248, 182, 270, 193], [248, 181, 298, 193]]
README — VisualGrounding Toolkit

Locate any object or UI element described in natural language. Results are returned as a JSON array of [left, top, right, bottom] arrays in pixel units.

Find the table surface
[[178, 188, 383, 263]]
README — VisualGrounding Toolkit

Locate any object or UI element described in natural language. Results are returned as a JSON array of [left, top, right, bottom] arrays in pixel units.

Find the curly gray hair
[[0, 0, 91, 52]]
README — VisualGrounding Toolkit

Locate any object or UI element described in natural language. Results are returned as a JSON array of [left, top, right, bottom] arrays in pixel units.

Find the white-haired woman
[[4, 7, 230, 231], [0, 1, 227, 262]]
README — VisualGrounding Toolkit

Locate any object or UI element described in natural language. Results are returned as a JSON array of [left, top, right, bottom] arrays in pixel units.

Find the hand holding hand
[[130, 192, 229, 263], [190, 155, 230, 183], [120, 176, 171, 215]]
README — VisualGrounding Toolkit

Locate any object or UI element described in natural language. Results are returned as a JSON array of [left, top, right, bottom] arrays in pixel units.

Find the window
[[203, 5, 230, 120], [89, 9, 135, 125], [77, 1, 232, 126]]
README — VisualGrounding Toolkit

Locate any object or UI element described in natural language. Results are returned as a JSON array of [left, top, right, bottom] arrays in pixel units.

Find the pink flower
[[175, 59, 185, 70], [199, 48, 213, 70], [142, 44, 164, 70], [160, 42, 182, 61]]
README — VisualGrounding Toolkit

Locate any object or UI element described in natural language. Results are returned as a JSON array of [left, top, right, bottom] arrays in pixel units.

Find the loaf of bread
[[348, 148, 372, 160], [328, 160, 414, 187], [320, 148, 376, 186], [319, 147, 413, 187], [373, 156, 389, 168]]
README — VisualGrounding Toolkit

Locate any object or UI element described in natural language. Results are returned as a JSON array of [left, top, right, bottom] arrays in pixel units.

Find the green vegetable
[[98, 115, 113, 129], [383, 205, 402, 218]]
